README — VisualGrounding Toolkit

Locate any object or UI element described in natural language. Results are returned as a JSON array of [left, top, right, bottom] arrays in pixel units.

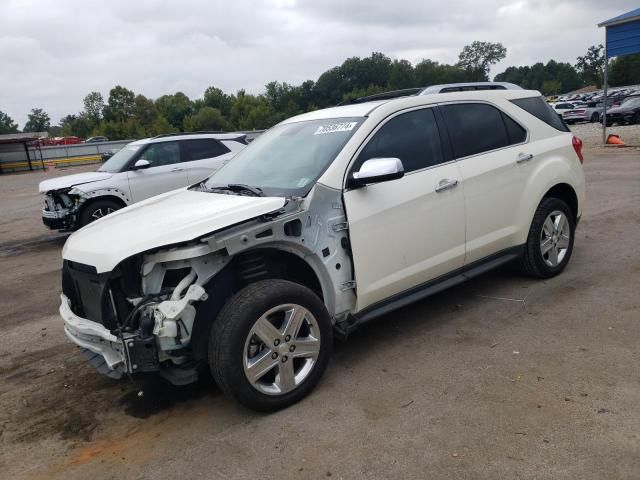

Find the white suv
[[58, 83, 585, 411], [39, 132, 247, 230]]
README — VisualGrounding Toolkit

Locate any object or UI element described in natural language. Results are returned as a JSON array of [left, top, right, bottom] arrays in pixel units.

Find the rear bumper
[[60, 294, 125, 371]]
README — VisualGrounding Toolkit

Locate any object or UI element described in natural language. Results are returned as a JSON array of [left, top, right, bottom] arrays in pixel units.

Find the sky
[[0, 0, 637, 128]]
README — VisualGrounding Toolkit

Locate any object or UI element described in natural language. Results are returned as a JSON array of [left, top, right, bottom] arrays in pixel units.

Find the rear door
[[343, 107, 466, 311], [127, 141, 189, 201], [182, 138, 237, 184], [440, 102, 530, 264]]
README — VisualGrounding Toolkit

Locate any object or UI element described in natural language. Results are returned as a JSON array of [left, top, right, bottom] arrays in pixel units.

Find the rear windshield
[[511, 97, 570, 132]]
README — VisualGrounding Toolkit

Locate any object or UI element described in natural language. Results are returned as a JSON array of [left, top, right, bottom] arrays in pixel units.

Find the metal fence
[[0, 140, 132, 173]]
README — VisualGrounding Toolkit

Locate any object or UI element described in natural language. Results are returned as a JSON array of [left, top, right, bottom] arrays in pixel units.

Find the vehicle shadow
[[115, 264, 526, 417], [118, 371, 221, 419]]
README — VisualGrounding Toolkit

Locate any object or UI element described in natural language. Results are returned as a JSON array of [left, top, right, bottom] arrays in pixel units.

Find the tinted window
[[502, 113, 527, 144], [355, 108, 444, 173], [139, 142, 181, 167], [441, 103, 509, 158], [184, 139, 230, 161], [511, 96, 570, 132]]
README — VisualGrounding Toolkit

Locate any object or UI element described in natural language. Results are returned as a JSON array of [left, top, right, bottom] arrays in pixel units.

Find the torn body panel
[[42, 186, 130, 231], [60, 182, 355, 384]]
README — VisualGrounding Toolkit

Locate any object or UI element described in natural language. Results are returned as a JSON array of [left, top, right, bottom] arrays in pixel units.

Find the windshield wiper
[[208, 183, 265, 197]]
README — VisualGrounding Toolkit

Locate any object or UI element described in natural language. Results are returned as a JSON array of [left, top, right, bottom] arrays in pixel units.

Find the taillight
[[572, 136, 584, 164]]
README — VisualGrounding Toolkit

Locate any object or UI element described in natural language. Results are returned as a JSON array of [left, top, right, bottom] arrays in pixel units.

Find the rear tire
[[520, 198, 575, 278], [78, 199, 122, 228], [209, 279, 332, 412]]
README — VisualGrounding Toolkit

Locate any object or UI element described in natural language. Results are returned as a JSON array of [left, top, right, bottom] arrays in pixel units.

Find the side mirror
[[349, 158, 404, 188], [132, 159, 151, 170]]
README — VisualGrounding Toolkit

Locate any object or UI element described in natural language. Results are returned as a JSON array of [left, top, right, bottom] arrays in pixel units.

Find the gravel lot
[[570, 121, 640, 150], [0, 148, 639, 479]]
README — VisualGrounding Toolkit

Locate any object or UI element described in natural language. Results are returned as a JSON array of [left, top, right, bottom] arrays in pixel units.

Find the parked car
[[549, 102, 576, 117], [39, 133, 247, 231], [85, 136, 109, 143], [58, 83, 585, 411], [602, 96, 640, 126], [563, 99, 613, 124]]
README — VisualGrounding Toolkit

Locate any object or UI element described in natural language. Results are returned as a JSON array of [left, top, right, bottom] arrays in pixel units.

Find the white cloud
[[0, 0, 636, 127]]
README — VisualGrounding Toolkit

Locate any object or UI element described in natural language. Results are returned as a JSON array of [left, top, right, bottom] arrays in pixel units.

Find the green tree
[[541, 79, 562, 95], [133, 94, 159, 131], [388, 59, 416, 90], [575, 44, 605, 88], [83, 92, 104, 125], [201, 86, 234, 116], [103, 85, 135, 122], [414, 59, 469, 85], [230, 91, 272, 130], [156, 92, 193, 130], [184, 106, 230, 131], [608, 53, 640, 87], [494, 60, 583, 93], [0, 110, 19, 134], [59, 113, 93, 137], [457, 41, 507, 81], [147, 115, 178, 137], [23, 108, 51, 132]]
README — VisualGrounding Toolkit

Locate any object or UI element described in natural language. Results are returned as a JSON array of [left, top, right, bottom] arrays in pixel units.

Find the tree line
[[1, 42, 638, 139]]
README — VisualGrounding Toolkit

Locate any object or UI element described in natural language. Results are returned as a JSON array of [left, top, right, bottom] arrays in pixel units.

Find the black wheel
[[590, 112, 599, 123], [78, 199, 122, 228], [209, 279, 332, 412], [520, 197, 575, 278], [633, 113, 640, 125]]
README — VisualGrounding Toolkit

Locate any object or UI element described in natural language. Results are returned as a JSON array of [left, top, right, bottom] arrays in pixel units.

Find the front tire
[[78, 199, 122, 228], [520, 198, 575, 278], [590, 112, 599, 123], [209, 280, 332, 412]]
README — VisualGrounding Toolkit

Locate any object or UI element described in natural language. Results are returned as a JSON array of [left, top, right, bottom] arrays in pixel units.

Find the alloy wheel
[[91, 207, 115, 220], [539, 210, 570, 267], [243, 303, 321, 396]]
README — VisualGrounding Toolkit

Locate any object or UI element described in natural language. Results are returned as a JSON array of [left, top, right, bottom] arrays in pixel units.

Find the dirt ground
[[0, 149, 639, 479]]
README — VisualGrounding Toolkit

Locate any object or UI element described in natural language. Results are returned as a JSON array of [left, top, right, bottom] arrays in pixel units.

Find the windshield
[[203, 117, 363, 197], [622, 97, 640, 107], [98, 144, 141, 173]]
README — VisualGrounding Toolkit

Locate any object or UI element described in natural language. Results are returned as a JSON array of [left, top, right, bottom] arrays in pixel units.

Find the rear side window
[[441, 103, 510, 158], [355, 108, 445, 173], [502, 113, 527, 144], [511, 96, 570, 132], [183, 139, 230, 162]]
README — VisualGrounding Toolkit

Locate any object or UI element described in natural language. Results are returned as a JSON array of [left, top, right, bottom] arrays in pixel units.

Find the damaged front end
[[42, 188, 82, 230], [61, 244, 230, 385]]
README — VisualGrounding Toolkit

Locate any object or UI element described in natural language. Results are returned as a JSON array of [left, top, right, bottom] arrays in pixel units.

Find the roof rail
[[419, 82, 522, 94], [339, 88, 423, 105], [336, 82, 523, 106], [151, 130, 235, 138]]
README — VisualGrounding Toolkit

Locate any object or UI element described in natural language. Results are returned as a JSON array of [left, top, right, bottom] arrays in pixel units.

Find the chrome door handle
[[516, 153, 534, 164], [171, 167, 184, 172], [435, 179, 459, 193]]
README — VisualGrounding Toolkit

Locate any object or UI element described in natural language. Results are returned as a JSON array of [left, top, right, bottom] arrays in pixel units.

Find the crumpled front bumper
[[42, 208, 73, 230], [60, 294, 125, 373]]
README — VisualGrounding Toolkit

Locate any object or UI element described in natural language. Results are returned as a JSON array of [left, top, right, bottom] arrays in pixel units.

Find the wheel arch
[[541, 183, 579, 221], [190, 245, 330, 365]]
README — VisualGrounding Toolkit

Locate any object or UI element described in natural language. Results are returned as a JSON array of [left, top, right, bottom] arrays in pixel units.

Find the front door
[[127, 141, 189, 202], [343, 107, 466, 312]]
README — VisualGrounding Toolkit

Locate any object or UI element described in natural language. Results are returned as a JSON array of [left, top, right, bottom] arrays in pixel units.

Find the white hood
[[39, 171, 113, 193], [62, 188, 286, 273]]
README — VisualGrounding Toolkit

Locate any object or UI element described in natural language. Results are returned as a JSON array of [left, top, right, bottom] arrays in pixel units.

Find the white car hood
[[62, 188, 286, 273], [39, 171, 113, 193]]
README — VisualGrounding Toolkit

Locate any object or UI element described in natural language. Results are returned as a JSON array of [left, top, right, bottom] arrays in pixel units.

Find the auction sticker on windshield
[[314, 122, 358, 135]]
